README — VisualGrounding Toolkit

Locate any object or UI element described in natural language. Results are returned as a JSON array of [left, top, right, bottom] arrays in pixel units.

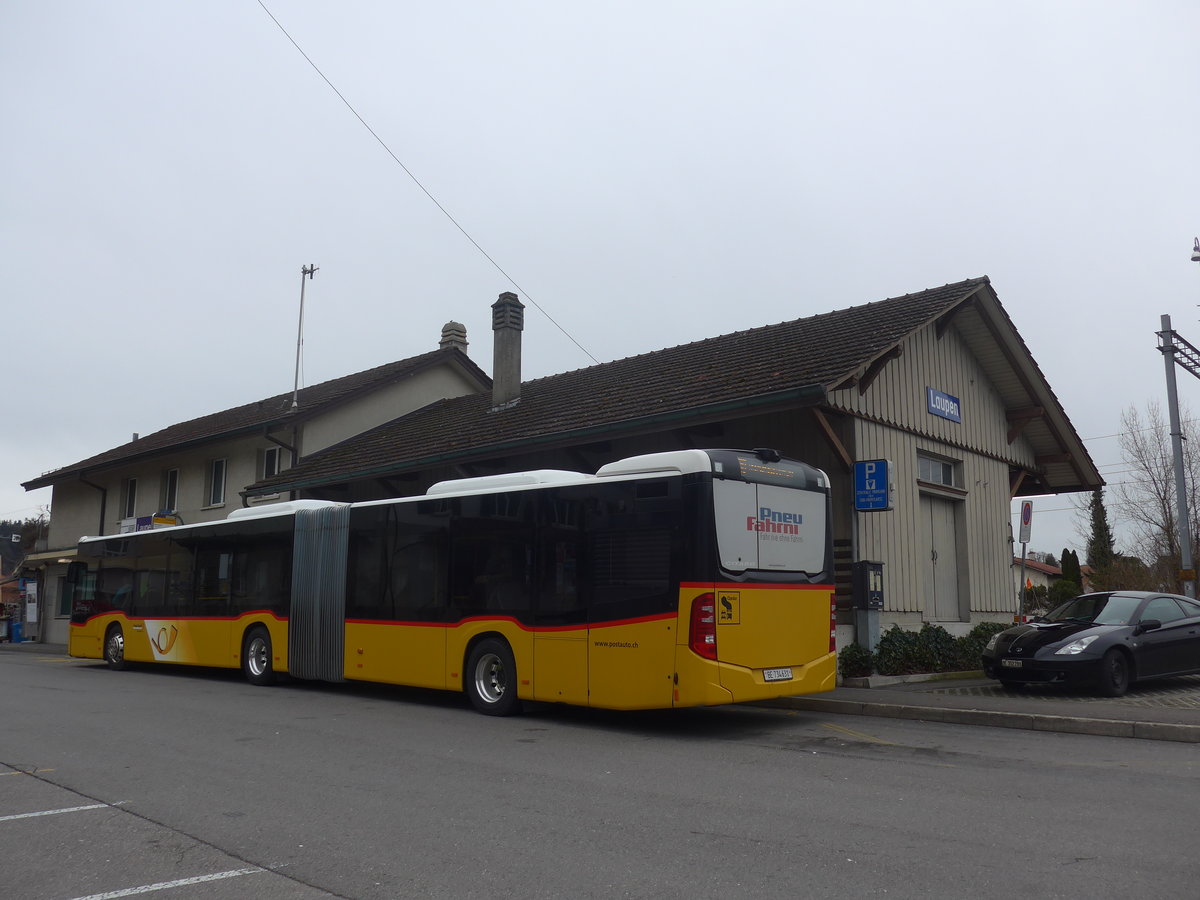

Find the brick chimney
[[439, 321, 468, 353], [491, 292, 524, 410]]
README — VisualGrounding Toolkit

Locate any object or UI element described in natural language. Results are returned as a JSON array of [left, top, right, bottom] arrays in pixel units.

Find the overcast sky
[[4, 1, 1198, 561]]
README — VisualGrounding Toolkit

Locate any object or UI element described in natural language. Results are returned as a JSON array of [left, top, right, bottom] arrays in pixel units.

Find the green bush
[[1047, 579, 1081, 610], [954, 620, 1010, 669], [865, 621, 1008, 676], [873, 625, 923, 675], [838, 643, 874, 679]]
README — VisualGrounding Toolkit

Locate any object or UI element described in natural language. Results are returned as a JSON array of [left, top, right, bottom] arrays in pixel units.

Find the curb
[[841, 670, 984, 688], [766, 696, 1200, 744]]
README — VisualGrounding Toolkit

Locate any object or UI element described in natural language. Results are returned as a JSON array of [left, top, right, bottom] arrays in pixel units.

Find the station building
[[23, 277, 1101, 647]]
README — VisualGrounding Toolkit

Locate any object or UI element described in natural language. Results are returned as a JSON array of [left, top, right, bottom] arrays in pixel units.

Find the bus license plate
[[763, 667, 793, 682], [1001, 659, 1024, 668]]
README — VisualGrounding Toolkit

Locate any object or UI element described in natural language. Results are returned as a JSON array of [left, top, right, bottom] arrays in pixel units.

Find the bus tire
[[104, 623, 129, 671], [242, 626, 276, 686], [466, 638, 522, 716]]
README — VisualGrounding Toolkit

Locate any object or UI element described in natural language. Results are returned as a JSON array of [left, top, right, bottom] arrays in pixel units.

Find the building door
[[921, 494, 961, 621]]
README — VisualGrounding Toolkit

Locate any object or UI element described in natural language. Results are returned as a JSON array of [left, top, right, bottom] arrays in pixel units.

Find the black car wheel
[[1096, 648, 1131, 697]]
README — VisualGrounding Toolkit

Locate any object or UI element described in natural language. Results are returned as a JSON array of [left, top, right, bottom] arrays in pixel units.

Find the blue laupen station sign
[[854, 459, 893, 512], [926, 387, 962, 423]]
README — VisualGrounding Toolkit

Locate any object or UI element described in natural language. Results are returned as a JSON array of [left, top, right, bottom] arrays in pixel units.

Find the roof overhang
[[245, 383, 828, 497], [19, 548, 77, 566], [936, 283, 1101, 494]]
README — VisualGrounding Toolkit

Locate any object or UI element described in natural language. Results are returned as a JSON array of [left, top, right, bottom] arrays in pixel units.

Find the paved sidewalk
[[1, 640, 68, 655], [8, 641, 1200, 742], [771, 673, 1200, 743]]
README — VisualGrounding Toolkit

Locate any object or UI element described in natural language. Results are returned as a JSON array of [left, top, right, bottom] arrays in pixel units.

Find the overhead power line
[[255, 1, 600, 366]]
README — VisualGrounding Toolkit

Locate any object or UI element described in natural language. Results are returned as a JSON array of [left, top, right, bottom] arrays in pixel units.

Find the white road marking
[[0, 803, 118, 822], [66, 867, 265, 899]]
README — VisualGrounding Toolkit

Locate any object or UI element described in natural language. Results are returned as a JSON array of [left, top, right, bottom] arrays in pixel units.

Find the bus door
[[711, 480, 832, 670], [583, 482, 677, 710], [532, 494, 588, 705]]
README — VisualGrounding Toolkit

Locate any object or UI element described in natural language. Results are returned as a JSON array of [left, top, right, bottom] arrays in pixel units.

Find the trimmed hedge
[[837, 620, 1011, 678]]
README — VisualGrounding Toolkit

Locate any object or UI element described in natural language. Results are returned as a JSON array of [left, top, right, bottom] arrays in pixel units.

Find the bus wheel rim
[[248, 637, 269, 677], [474, 652, 505, 703], [107, 630, 123, 663]]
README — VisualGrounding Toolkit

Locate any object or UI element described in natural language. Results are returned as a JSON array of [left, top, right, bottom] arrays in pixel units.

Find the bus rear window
[[713, 480, 828, 574]]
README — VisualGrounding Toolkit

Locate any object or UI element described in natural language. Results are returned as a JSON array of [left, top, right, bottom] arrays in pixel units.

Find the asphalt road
[[3, 649, 1198, 899]]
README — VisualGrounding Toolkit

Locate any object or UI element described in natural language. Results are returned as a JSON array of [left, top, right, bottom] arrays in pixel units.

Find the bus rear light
[[689, 593, 718, 660], [830, 599, 837, 654]]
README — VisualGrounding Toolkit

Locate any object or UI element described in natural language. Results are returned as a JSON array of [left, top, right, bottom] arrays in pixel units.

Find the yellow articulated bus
[[67, 448, 836, 715]]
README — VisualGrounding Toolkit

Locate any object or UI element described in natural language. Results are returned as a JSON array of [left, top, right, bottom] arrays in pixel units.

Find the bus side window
[[450, 495, 534, 619], [192, 544, 231, 617], [347, 508, 388, 620], [585, 481, 678, 621], [97, 567, 134, 615], [536, 491, 585, 625], [389, 531, 448, 620], [232, 538, 290, 616]]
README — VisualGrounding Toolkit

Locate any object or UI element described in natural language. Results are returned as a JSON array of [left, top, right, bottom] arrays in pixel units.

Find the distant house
[[1013, 556, 1061, 594], [23, 278, 1103, 648], [21, 324, 489, 644], [1012, 556, 1094, 604]]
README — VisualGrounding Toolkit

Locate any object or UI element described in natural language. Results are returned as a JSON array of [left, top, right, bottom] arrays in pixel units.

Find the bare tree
[[1114, 402, 1200, 592]]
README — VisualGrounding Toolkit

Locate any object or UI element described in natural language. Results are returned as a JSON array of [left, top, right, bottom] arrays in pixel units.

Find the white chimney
[[439, 321, 468, 353]]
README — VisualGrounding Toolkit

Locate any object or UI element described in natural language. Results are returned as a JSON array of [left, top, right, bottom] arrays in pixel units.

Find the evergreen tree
[[1060, 549, 1082, 587], [1086, 488, 1116, 571]]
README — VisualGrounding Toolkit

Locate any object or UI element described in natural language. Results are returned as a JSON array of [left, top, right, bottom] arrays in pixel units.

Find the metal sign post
[[1017, 500, 1032, 621], [852, 460, 893, 651]]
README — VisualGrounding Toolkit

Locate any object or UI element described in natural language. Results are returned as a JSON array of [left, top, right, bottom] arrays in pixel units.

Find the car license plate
[[1001, 659, 1024, 668], [763, 667, 793, 682]]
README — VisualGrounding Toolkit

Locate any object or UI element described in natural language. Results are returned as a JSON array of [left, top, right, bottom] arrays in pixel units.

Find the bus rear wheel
[[466, 638, 522, 716], [104, 624, 129, 671], [242, 627, 276, 686]]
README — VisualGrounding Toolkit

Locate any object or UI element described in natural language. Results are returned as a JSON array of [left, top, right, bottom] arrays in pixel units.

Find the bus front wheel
[[242, 627, 276, 686], [104, 624, 128, 671], [466, 638, 522, 716]]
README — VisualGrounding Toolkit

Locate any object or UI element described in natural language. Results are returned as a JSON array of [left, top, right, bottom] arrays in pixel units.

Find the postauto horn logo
[[747, 506, 802, 534]]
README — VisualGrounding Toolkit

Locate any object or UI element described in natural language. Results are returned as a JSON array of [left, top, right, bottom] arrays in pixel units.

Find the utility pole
[[1158, 315, 1195, 597], [292, 264, 319, 411], [1155, 239, 1200, 598]]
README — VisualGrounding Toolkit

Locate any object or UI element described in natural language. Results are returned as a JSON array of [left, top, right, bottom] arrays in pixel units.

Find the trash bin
[[11, 622, 22, 643]]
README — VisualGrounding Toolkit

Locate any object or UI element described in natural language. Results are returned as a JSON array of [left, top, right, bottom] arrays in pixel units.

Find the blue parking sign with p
[[854, 459, 892, 511]]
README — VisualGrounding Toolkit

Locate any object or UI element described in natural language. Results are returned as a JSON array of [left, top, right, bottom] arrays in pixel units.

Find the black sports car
[[981, 591, 1200, 696]]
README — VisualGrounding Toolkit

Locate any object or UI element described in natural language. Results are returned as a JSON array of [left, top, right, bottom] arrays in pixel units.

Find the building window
[[121, 478, 138, 519], [918, 453, 961, 489], [161, 468, 179, 513], [262, 446, 282, 479], [207, 459, 227, 507]]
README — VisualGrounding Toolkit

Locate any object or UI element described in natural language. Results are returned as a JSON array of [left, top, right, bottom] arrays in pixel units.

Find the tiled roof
[[23, 348, 488, 490], [250, 278, 992, 494], [1014, 558, 1063, 577]]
